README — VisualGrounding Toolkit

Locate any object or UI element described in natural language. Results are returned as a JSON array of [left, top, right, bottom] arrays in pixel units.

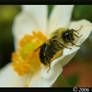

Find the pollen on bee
[[11, 31, 48, 76]]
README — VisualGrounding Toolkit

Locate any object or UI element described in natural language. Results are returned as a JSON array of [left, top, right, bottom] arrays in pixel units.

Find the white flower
[[0, 5, 92, 87]]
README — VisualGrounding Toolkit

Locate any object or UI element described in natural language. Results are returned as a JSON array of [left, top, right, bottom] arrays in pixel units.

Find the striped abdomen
[[39, 40, 62, 65]]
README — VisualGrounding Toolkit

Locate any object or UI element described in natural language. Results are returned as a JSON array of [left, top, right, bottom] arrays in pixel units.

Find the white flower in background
[[0, 5, 92, 87]]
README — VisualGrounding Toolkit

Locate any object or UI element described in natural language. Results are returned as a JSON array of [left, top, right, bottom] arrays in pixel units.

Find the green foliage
[[72, 5, 92, 22], [67, 74, 79, 87], [58, 74, 79, 87], [58, 75, 70, 87], [48, 5, 54, 18], [0, 6, 21, 68], [48, 5, 92, 22]]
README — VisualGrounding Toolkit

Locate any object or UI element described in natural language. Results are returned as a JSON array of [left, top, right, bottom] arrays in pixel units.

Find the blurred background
[[0, 5, 92, 87]]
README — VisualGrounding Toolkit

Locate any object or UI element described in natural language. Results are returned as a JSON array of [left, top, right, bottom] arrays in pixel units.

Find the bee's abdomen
[[39, 40, 61, 65]]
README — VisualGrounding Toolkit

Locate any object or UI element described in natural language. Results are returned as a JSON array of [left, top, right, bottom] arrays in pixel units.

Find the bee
[[35, 27, 82, 71]]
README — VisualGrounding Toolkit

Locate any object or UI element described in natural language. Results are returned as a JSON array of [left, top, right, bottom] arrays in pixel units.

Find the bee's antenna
[[74, 33, 83, 39], [72, 25, 83, 39]]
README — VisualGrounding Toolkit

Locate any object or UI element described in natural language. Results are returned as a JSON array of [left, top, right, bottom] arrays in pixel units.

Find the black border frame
[[0, 0, 92, 5], [0, 87, 92, 92]]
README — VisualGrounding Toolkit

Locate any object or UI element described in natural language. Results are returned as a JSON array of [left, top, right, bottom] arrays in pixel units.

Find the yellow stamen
[[11, 31, 48, 76]]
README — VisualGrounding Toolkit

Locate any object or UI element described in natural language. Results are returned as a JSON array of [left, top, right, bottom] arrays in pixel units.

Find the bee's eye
[[62, 31, 74, 42]]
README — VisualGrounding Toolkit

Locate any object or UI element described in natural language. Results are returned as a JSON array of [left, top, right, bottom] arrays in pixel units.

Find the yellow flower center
[[11, 31, 48, 76]]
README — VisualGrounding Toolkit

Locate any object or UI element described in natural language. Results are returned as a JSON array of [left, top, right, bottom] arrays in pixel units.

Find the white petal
[[0, 63, 27, 87], [22, 5, 48, 34], [56, 48, 78, 67], [48, 5, 74, 35], [29, 66, 63, 87], [40, 19, 92, 82], [13, 5, 48, 49], [13, 12, 38, 49]]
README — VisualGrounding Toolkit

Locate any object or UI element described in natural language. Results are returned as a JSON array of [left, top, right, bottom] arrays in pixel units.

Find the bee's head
[[62, 29, 75, 43]]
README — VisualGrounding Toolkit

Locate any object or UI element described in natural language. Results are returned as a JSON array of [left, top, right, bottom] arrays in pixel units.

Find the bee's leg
[[54, 40, 72, 49], [71, 33, 83, 47], [71, 42, 80, 47], [72, 25, 83, 36], [53, 40, 72, 49], [74, 33, 83, 38], [63, 45, 72, 49], [74, 33, 80, 38]]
